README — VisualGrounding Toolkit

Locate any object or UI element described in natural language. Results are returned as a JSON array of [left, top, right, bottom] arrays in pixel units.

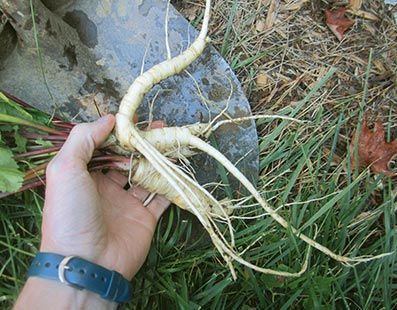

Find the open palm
[[40, 115, 169, 279]]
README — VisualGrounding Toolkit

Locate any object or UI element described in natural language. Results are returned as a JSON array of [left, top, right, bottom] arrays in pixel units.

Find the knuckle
[[69, 123, 87, 136], [70, 124, 96, 150], [46, 157, 62, 179], [46, 155, 74, 179]]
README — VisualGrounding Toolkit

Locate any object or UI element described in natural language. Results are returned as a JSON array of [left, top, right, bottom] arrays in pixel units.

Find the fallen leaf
[[281, 0, 310, 12], [256, 72, 269, 88], [325, 7, 354, 41], [265, 0, 280, 31], [349, 0, 362, 11], [347, 9, 379, 21], [260, 0, 272, 6], [182, 5, 200, 21], [350, 117, 397, 176], [255, 20, 266, 32]]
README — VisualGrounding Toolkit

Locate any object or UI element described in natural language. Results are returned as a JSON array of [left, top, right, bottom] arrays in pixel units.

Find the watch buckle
[[58, 255, 83, 290]]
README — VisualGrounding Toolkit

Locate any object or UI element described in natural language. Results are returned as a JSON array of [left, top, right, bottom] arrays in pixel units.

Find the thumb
[[54, 114, 115, 169]]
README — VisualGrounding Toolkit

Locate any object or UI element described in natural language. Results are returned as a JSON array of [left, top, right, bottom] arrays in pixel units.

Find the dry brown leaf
[[182, 5, 200, 21], [255, 20, 266, 32], [256, 72, 269, 88], [372, 60, 387, 74], [281, 0, 310, 12], [265, 0, 280, 30], [347, 9, 379, 21], [350, 117, 397, 176], [259, 0, 272, 6], [349, 0, 362, 11], [325, 7, 355, 41]]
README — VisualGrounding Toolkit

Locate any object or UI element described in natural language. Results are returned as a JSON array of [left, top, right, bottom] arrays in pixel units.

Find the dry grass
[[175, 0, 396, 121], [174, 0, 397, 210]]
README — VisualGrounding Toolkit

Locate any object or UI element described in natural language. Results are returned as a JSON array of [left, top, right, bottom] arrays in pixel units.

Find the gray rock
[[0, 0, 259, 195]]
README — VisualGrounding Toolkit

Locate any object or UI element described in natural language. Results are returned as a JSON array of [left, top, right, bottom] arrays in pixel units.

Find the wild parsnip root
[[113, 0, 388, 279]]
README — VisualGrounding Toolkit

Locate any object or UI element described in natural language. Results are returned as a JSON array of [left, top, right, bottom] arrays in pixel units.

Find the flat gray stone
[[0, 0, 259, 194]]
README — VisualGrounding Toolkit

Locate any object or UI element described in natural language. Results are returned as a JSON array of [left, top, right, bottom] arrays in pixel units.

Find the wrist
[[22, 252, 132, 306], [39, 239, 100, 267], [39, 242, 132, 280], [15, 277, 117, 310]]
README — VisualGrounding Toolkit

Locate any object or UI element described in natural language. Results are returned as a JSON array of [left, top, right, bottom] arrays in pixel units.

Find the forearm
[[14, 277, 117, 310]]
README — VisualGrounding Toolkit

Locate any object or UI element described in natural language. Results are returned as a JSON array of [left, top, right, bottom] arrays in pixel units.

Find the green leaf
[[0, 147, 24, 192], [0, 92, 33, 121], [260, 274, 285, 289], [26, 107, 52, 125], [34, 138, 53, 148], [12, 126, 27, 153], [0, 124, 13, 132], [0, 125, 13, 147]]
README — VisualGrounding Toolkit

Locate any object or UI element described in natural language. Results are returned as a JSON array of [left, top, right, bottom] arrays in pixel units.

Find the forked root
[[113, 0, 389, 279], [127, 126, 312, 279], [131, 126, 390, 266]]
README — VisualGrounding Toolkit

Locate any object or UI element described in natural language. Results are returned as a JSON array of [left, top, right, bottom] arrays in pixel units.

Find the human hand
[[40, 114, 170, 280]]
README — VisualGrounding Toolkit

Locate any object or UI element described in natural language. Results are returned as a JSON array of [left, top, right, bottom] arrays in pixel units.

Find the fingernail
[[98, 114, 112, 124]]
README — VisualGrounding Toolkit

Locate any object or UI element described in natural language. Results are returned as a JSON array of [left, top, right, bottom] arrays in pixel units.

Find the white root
[[115, 0, 211, 149], [165, 0, 172, 60], [129, 151, 311, 278], [187, 136, 363, 264], [137, 125, 387, 264], [113, 0, 388, 279], [203, 114, 305, 137], [128, 126, 242, 276]]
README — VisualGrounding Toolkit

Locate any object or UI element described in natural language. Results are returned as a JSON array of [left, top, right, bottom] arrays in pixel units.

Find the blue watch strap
[[27, 252, 132, 303]]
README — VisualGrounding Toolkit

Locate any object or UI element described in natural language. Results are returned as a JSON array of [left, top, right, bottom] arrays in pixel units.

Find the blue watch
[[27, 252, 132, 303]]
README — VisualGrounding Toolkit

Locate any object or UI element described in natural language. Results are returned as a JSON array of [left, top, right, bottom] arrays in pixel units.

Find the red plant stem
[[52, 121, 75, 129], [23, 177, 46, 188], [89, 163, 123, 171], [42, 136, 67, 141], [23, 132, 68, 141], [1, 91, 70, 136], [25, 162, 48, 180], [91, 155, 129, 162], [1, 91, 67, 124], [50, 130, 70, 137], [27, 141, 65, 148], [27, 136, 66, 142], [25, 170, 45, 182], [20, 178, 46, 191], [1, 90, 36, 110], [44, 142, 65, 147], [1, 113, 67, 136], [14, 146, 60, 159]]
